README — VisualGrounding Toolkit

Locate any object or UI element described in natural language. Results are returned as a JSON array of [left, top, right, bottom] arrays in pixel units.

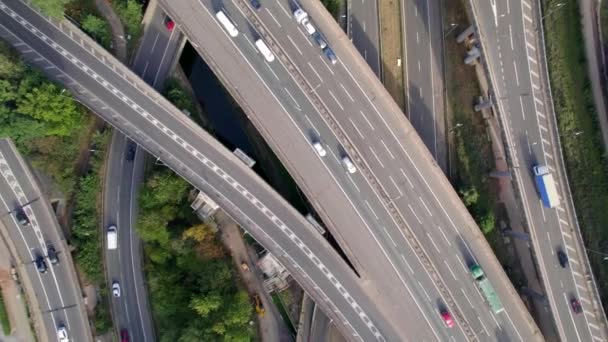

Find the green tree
[[31, 0, 70, 18], [114, 0, 143, 38], [479, 211, 496, 234], [16, 82, 81, 136], [459, 186, 479, 207], [81, 15, 111, 48], [190, 293, 222, 317], [0, 45, 25, 79]]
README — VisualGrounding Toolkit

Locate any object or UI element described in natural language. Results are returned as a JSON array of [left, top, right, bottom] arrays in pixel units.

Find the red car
[[440, 310, 455, 328], [164, 17, 175, 31], [571, 298, 582, 314], [120, 329, 129, 342]]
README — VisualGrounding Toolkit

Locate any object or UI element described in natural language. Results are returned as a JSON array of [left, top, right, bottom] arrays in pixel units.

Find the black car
[[312, 32, 327, 49], [250, 0, 261, 11], [47, 245, 59, 265], [35, 255, 48, 274], [322, 47, 337, 65], [557, 249, 568, 268], [15, 207, 29, 226], [126, 144, 136, 161]]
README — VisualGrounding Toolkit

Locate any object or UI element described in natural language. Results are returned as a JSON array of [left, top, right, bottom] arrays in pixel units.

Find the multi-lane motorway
[[471, 0, 608, 340], [0, 1, 404, 340], [0, 139, 91, 342], [103, 2, 183, 340], [161, 0, 541, 340]]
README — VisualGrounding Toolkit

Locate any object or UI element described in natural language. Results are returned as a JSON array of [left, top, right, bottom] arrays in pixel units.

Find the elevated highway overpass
[[160, 0, 542, 340]]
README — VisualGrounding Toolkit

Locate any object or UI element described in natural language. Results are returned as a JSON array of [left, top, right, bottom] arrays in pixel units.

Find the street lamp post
[[541, 2, 566, 21], [444, 23, 459, 38]]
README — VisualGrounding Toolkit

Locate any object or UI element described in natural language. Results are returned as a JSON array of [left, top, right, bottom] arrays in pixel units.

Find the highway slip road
[[0, 138, 92, 342], [471, 0, 608, 340]]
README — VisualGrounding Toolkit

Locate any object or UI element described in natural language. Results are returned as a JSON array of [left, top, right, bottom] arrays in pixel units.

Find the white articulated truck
[[533, 165, 560, 208]]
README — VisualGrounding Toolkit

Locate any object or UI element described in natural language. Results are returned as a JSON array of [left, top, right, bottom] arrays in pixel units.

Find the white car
[[341, 156, 357, 174], [57, 325, 69, 342], [112, 281, 121, 298], [312, 141, 326, 157], [293, 9, 316, 35]]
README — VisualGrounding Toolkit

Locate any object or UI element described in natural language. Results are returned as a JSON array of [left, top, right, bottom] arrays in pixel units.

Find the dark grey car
[[322, 47, 337, 65], [312, 33, 327, 49], [557, 249, 568, 268]]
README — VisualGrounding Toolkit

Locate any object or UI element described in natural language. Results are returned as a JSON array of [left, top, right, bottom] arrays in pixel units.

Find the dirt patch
[[378, 0, 405, 111]]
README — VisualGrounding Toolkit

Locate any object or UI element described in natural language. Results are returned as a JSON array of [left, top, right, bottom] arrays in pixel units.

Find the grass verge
[[443, 0, 497, 235], [0, 293, 11, 335], [378, 0, 405, 111], [271, 293, 296, 335], [542, 0, 608, 306]]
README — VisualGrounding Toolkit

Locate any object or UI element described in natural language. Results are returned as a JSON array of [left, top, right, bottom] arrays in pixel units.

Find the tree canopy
[[138, 168, 254, 340]]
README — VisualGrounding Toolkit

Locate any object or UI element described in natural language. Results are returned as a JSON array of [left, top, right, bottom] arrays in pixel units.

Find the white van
[[255, 39, 275, 62], [107, 225, 117, 250], [216, 11, 239, 37]]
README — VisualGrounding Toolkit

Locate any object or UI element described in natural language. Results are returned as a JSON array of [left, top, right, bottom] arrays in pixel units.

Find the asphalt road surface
[[0, 1, 402, 340], [401, 0, 447, 172], [0, 139, 92, 342], [160, 0, 542, 340], [348, 0, 380, 75], [103, 2, 183, 341], [471, 0, 608, 340]]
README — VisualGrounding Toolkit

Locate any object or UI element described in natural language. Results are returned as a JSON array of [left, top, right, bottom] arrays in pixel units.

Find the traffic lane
[[475, 2, 594, 340], [125, 147, 153, 341], [402, 0, 441, 163], [468, 2, 572, 340], [0, 8, 402, 340], [132, 8, 175, 85], [105, 133, 146, 340], [513, 132, 594, 341], [0, 170, 66, 314], [0, 144, 89, 340], [0, 191, 66, 335], [116, 140, 145, 340], [138, 11, 181, 88], [349, 0, 380, 75]]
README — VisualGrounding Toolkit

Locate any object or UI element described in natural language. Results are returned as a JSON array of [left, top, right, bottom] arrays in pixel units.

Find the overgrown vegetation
[[0, 293, 11, 335], [543, 0, 608, 305], [163, 78, 199, 118], [0, 41, 89, 198], [31, 0, 70, 18], [443, 2, 497, 236], [81, 14, 112, 48], [138, 168, 254, 341], [71, 129, 112, 332], [65, 0, 112, 49], [111, 0, 144, 53], [320, 0, 341, 18]]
